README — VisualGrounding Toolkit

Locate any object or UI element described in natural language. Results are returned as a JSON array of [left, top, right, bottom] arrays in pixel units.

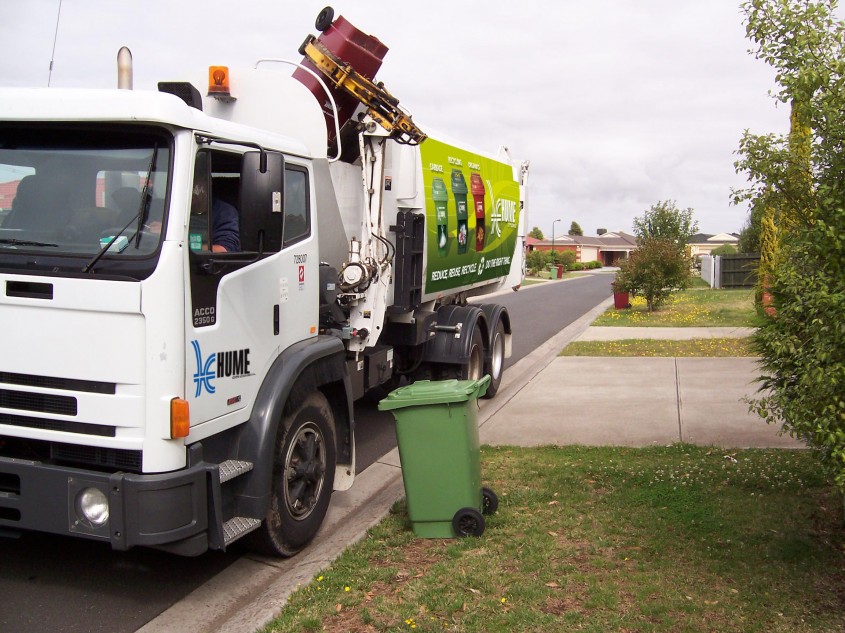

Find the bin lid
[[377, 375, 491, 411]]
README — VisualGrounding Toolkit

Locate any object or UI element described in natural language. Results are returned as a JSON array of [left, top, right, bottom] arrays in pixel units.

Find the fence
[[700, 253, 760, 289]]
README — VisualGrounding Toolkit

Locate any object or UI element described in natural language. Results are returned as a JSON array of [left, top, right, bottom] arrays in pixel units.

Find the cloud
[[0, 0, 790, 234]]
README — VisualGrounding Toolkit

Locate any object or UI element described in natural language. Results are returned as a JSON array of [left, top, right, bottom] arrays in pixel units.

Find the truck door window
[[188, 151, 211, 252], [283, 166, 310, 248], [189, 149, 242, 254]]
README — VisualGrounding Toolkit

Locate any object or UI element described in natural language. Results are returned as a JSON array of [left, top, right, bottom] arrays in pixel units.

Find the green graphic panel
[[420, 138, 520, 294]]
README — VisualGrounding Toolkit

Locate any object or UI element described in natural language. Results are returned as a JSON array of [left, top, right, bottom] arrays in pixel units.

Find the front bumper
[[0, 454, 211, 552]]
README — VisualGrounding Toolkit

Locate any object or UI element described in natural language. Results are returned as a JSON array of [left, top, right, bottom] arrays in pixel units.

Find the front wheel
[[246, 391, 336, 557]]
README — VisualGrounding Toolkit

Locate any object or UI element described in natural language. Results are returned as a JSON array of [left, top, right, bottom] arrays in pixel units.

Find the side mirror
[[240, 151, 284, 252]]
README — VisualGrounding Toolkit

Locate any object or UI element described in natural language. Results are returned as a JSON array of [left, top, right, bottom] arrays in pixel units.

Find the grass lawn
[[560, 338, 756, 357], [594, 288, 762, 328], [262, 446, 844, 633]]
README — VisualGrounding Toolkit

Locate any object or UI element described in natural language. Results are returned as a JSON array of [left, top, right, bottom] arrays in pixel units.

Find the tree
[[528, 226, 544, 240], [632, 200, 698, 249], [737, 198, 763, 253], [616, 239, 692, 311], [568, 221, 583, 236], [737, 0, 845, 489]]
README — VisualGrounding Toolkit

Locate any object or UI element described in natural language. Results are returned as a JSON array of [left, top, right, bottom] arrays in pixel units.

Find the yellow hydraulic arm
[[300, 35, 427, 145]]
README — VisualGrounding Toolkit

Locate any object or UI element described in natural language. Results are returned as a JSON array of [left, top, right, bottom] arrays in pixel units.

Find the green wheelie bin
[[378, 376, 499, 538]]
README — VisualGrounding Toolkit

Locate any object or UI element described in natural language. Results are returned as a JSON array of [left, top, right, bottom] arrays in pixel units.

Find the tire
[[481, 487, 499, 515], [482, 321, 506, 398], [464, 326, 485, 381], [452, 507, 485, 537], [439, 325, 485, 381], [246, 391, 336, 557], [315, 6, 334, 31]]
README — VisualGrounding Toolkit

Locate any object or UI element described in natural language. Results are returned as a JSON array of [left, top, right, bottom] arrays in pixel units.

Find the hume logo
[[192, 340, 216, 397], [191, 340, 252, 397]]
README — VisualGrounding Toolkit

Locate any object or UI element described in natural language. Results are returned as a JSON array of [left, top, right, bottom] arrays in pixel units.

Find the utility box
[[379, 376, 498, 538]]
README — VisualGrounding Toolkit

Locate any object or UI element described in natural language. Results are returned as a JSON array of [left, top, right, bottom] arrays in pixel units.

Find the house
[[688, 232, 740, 257], [528, 231, 637, 266]]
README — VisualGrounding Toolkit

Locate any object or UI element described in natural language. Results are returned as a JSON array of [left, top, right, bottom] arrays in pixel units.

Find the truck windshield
[[0, 124, 171, 272]]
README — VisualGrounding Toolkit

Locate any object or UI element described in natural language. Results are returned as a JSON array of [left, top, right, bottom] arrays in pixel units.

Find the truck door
[[185, 148, 319, 432]]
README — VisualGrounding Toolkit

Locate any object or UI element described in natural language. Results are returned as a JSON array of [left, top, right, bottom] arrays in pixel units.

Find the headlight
[[76, 487, 109, 527]]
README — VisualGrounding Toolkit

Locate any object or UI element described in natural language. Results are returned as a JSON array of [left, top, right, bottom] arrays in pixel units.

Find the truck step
[[222, 516, 262, 545], [218, 460, 254, 483]]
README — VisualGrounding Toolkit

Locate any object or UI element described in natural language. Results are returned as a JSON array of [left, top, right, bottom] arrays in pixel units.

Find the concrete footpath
[[140, 297, 803, 633]]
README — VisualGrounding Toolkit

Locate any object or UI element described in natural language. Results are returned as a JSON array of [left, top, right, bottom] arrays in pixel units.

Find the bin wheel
[[481, 487, 499, 515], [452, 507, 485, 537], [315, 6, 334, 31]]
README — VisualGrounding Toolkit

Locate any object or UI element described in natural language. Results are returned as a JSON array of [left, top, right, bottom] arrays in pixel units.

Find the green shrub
[[737, 0, 845, 489], [711, 244, 738, 256], [525, 249, 548, 275], [556, 250, 576, 266], [618, 238, 693, 311], [753, 204, 845, 487]]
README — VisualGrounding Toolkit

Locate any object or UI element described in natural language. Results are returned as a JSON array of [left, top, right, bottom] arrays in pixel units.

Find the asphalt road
[[0, 272, 613, 633], [352, 271, 614, 471]]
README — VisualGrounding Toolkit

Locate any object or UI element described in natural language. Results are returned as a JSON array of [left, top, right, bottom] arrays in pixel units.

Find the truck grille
[[0, 435, 142, 473], [0, 372, 116, 395], [52, 443, 141, 472], [0, 388, 77, 416], [0, 413, 115, 437]]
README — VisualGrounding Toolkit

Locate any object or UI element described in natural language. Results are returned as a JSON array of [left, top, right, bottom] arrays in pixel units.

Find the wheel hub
[[283, 424, 326, 520]]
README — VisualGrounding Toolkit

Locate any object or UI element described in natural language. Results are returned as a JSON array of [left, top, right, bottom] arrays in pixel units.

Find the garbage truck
[[0, 7, 527, 556]]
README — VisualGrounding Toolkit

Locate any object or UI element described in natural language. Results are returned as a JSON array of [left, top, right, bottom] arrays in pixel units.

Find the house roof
[[532, 230, 637, 251], [690, 232, 740, 244]]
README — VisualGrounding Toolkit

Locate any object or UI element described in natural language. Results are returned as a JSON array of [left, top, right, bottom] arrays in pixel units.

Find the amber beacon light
[[207, 66, 234, 100]]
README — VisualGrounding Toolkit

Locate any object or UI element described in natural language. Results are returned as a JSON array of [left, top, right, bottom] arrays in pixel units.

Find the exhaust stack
[[117, 46, 133, 90]]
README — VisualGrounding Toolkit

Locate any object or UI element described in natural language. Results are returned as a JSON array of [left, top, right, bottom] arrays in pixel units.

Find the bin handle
[[476, 374, 492, 399]]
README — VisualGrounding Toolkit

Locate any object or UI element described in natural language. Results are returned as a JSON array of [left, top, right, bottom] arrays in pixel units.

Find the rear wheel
[[482, 321, 506, 398], [246, 391, 336, 557], [481, 487, 499, 515], [465, 326, 485, 381], [439, 325, 484, 381]]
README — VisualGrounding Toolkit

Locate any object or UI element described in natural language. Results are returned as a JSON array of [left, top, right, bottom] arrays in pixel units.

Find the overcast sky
[[1, 0, 789, 236]]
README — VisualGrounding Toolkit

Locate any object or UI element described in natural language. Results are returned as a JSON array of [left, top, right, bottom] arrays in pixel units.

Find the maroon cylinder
[[293, 15, 388, 148], [613, 291, 630, 310]]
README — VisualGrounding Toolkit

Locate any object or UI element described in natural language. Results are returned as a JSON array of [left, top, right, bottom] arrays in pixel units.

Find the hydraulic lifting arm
[[300, 35, 427, 145]]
